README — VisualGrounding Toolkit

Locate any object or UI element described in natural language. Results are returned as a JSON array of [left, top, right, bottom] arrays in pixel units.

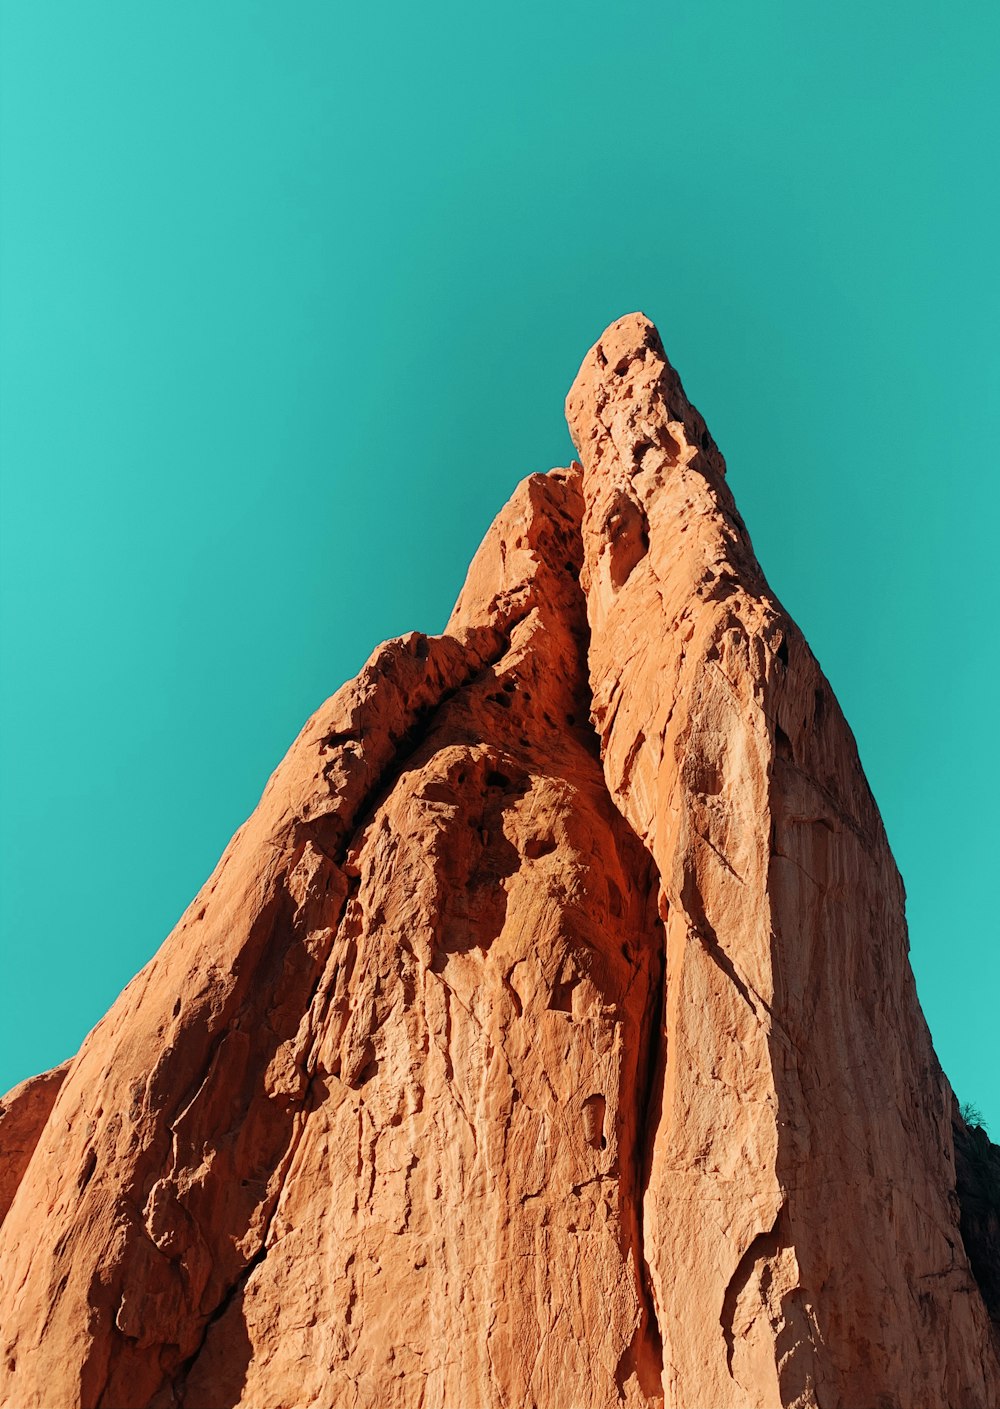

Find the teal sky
[[1, 4, 997, 1129]]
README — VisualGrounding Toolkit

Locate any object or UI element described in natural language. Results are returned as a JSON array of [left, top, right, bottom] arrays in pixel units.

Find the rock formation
[[1, 315, 997, 1409]]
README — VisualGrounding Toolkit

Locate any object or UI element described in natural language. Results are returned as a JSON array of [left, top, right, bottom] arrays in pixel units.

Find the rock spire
[[2, 315, 997, 1409]]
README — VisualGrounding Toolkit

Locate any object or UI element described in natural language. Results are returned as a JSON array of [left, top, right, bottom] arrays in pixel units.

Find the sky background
[[1, 3, 997, 1129]]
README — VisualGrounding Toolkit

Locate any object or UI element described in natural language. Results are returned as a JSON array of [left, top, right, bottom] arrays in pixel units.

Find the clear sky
[[1, 3, 997, 1129]]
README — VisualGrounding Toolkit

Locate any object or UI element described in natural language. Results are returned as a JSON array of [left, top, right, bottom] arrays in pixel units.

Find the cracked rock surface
[[2, 315, 998, 1409]]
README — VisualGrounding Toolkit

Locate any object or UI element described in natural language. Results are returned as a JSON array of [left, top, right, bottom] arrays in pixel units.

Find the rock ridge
[[0, 314, 997, 1409]]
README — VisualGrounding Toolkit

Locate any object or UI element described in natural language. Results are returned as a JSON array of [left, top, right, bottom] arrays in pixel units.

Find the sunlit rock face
[[2, 316, 997, 1409]]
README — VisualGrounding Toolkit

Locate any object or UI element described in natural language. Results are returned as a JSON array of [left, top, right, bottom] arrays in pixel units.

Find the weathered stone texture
[[1, 316, 997, 1409], [567, 314, 1000, 1409], [0, 1061, 71, 1227]]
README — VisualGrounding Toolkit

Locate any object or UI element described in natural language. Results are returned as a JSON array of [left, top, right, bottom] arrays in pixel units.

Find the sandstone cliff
[[1, 315, 997, 1409]]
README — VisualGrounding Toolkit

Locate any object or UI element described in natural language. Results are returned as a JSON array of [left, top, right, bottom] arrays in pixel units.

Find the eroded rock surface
[[567, 315, 1000, 1409], [0, 1061, 71, 1226], [1, 316, 997, 1409]]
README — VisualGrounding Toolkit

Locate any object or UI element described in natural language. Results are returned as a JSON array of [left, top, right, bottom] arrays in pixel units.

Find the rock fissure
[[167, 1241, 267, 1407], [633, 877, 668, 1386], [720, 1202, 786, 1382], [307, 615, 536, 864]]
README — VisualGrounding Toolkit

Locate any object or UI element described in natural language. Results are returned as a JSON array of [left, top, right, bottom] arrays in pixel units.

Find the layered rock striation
[[1, 315, 997, 1409]]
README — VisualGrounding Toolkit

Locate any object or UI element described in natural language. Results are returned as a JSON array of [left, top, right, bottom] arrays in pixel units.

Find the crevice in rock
[[168, 1064, 327, 1407], [168, 1244, 264, 1407], [557, 521, 668, 1398], [953, 1113, 1000, 1352], [681, 869, 767, 1022], [306, 615, 534, 869], [721, 1202, 786, 1381], [631, 872, 667, 1392], [693, 923, 767, 1020]]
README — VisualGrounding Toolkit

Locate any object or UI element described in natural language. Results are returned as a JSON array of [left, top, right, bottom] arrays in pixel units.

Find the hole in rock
[[353, 1058, 380, 1087], [582, 1093, 607, 1150], [549, 974, 575, 1014], [77, 1148, 98, 1193], [320, 730, 353, 752], [632, 438, 655, 466]]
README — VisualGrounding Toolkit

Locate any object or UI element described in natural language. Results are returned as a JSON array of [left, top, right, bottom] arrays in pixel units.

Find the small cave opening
[[582, 1093, 607, 1151]]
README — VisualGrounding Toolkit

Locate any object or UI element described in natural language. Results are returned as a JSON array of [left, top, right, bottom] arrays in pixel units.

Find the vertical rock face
[[1, 315, 997, 1409], [566, 316, 1000, 1408]]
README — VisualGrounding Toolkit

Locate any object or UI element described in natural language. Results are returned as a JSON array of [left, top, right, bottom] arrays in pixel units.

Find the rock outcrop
[[1, 315, 997, 1409], [0, 1062, 70, 1227]]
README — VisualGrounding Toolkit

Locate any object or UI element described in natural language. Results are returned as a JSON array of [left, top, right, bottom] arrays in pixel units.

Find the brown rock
[[1, 316, 996, 1408], [0, 1060, 71, 1226], [567, 313, 1000, 1408]]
